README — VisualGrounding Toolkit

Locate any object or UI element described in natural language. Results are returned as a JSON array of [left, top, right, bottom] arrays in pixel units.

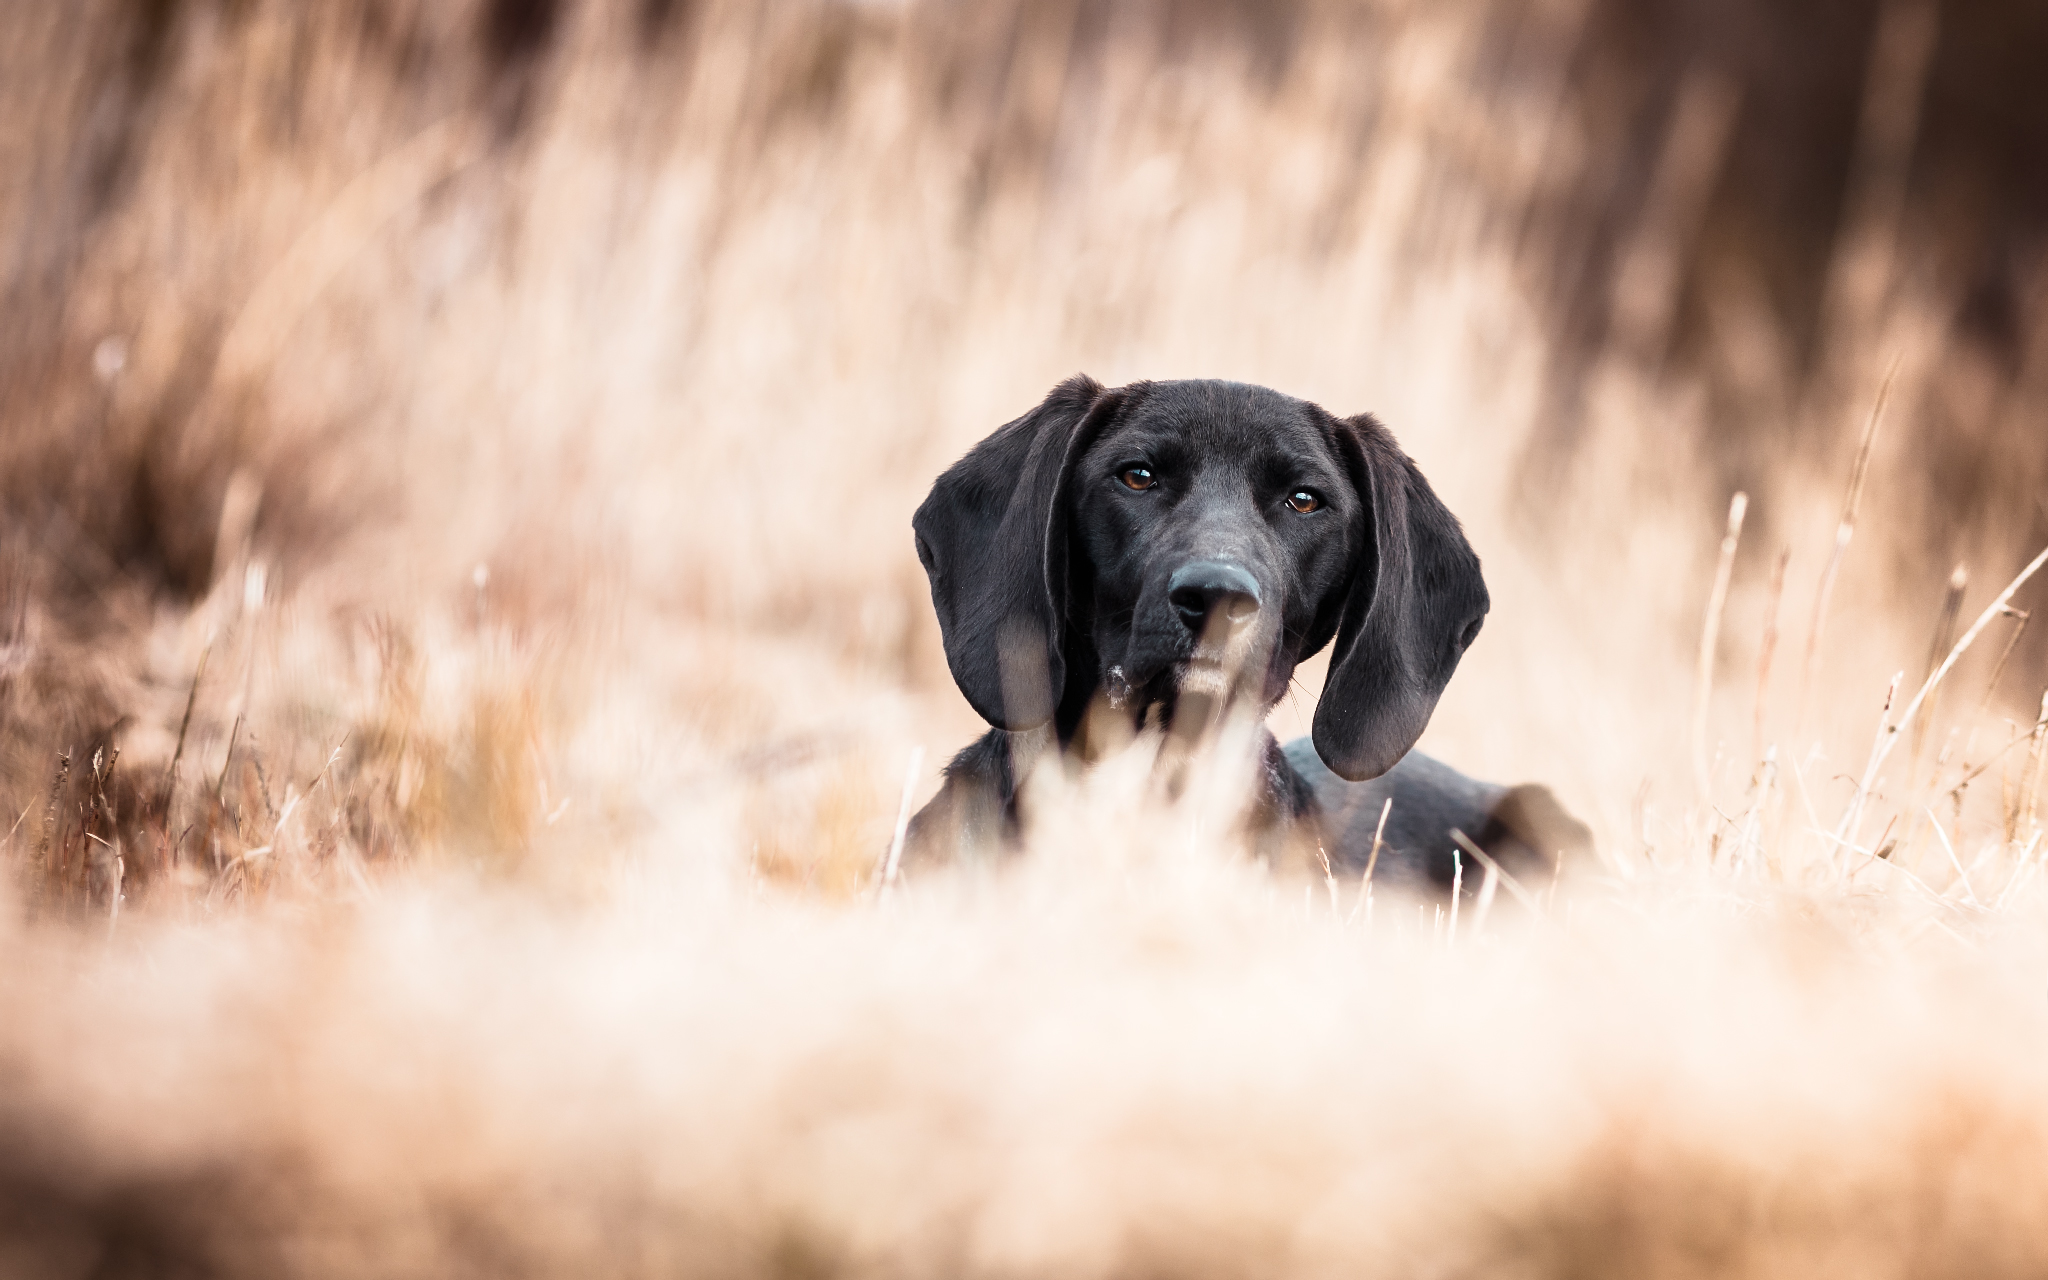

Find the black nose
[[1168, 561, 1262, 635]]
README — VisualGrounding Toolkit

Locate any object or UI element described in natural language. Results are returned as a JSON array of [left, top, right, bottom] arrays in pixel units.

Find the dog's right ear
[[1311, 413, 1490, 781], [913, 375, 1122, 730]]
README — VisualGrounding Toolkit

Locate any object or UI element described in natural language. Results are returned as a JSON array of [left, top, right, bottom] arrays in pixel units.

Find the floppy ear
[[913, 374, 1122, 730], [1312, 413, 1489, 781]]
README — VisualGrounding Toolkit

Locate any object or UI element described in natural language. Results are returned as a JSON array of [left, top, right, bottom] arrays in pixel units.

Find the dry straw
[[1, 4, 2046, 1275], [1795, 358, 1896, 744], [1836, 541, 2048, 854]]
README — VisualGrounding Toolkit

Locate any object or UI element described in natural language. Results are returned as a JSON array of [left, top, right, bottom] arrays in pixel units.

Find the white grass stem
[[2024, 690, 2048, 834], [107, 847, 122, 942], [1836, 540, 2048, 851], [1314, 841, 1340, 916], [1447, 850, 1462, 944], [1450, 829, 1547, 916], [1925, 807, 1979, 907], [1796, 362, 1896, 741], [1693, 491, 1747, 801], [1348, 798, 1392, 924], [1822, 825, 1948, 905], [162, 643, 211, 800], [1973, 607, 2030, 716], [1736, 748, 1776, 878], [1908, 561, 1969, 780], [879, 745, 925, 904], [1, 802, 31, 856], [1471, 861, 1500, 934], [1945, 712, 2048, 797], [1754, 547, 1791, 763]]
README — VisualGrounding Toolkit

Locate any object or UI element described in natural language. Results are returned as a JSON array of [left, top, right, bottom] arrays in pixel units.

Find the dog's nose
[[1168, 561, 1262, 635]]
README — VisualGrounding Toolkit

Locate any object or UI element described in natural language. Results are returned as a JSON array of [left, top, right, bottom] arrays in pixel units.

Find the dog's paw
[[1482, 783, 1594, 878]]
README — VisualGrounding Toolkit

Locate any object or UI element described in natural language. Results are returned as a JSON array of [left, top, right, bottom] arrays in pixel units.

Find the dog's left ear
[[913, 375, 1126, 730], [1312, 413, 1489, 781]]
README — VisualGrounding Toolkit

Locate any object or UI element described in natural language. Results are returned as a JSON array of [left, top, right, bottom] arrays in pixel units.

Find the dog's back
[[1286, 740, 1590, 892]]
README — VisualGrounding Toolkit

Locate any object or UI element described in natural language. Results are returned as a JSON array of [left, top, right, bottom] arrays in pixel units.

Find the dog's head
[[912, 375, 1488, 781]]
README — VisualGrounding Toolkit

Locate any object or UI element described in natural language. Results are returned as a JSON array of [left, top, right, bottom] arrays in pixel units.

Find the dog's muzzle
[[1163, 559, 1264, 699]]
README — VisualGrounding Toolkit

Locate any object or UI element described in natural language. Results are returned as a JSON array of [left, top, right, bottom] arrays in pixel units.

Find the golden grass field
[[4, 2, 2048, 1275]]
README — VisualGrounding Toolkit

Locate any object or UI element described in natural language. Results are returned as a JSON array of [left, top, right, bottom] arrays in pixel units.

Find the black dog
[[904, 375, 1587, 890]]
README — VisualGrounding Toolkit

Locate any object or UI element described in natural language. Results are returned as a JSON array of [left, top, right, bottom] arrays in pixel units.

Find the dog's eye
[[1285, 490, 1322, 514], [1119, 467, 1156, 491]]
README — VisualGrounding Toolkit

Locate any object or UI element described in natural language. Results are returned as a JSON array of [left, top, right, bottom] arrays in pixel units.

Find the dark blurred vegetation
[[1535, 0, 2048, 520], [8, 0, 2044, 577]]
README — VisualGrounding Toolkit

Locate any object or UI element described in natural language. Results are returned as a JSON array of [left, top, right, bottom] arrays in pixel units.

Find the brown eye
[[1286, 490, 1321, 514], [1120, 467, 1156, 491]]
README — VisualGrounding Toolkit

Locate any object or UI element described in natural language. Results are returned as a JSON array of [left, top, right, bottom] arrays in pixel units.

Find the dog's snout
[[1168, 561, 1262, 634]]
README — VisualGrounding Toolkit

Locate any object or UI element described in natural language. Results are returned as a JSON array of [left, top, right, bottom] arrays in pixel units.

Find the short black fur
[[905, 375, 1581, 882]]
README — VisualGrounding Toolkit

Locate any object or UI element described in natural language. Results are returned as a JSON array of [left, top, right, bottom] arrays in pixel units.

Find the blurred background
[[4, 0, 2046, 903]]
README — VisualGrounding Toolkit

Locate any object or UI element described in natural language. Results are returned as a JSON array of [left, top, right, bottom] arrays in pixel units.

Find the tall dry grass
[[2, 1, 2047, 1275]]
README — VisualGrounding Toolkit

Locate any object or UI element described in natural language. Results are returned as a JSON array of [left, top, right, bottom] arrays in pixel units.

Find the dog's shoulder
[[1282, 739, 1588, 889], [904, 727, 1326, 872], [901, 728, 1038, 869]]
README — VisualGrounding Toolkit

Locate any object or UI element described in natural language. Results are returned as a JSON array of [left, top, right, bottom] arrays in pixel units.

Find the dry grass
[[3, 2, 2047, 1275]]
